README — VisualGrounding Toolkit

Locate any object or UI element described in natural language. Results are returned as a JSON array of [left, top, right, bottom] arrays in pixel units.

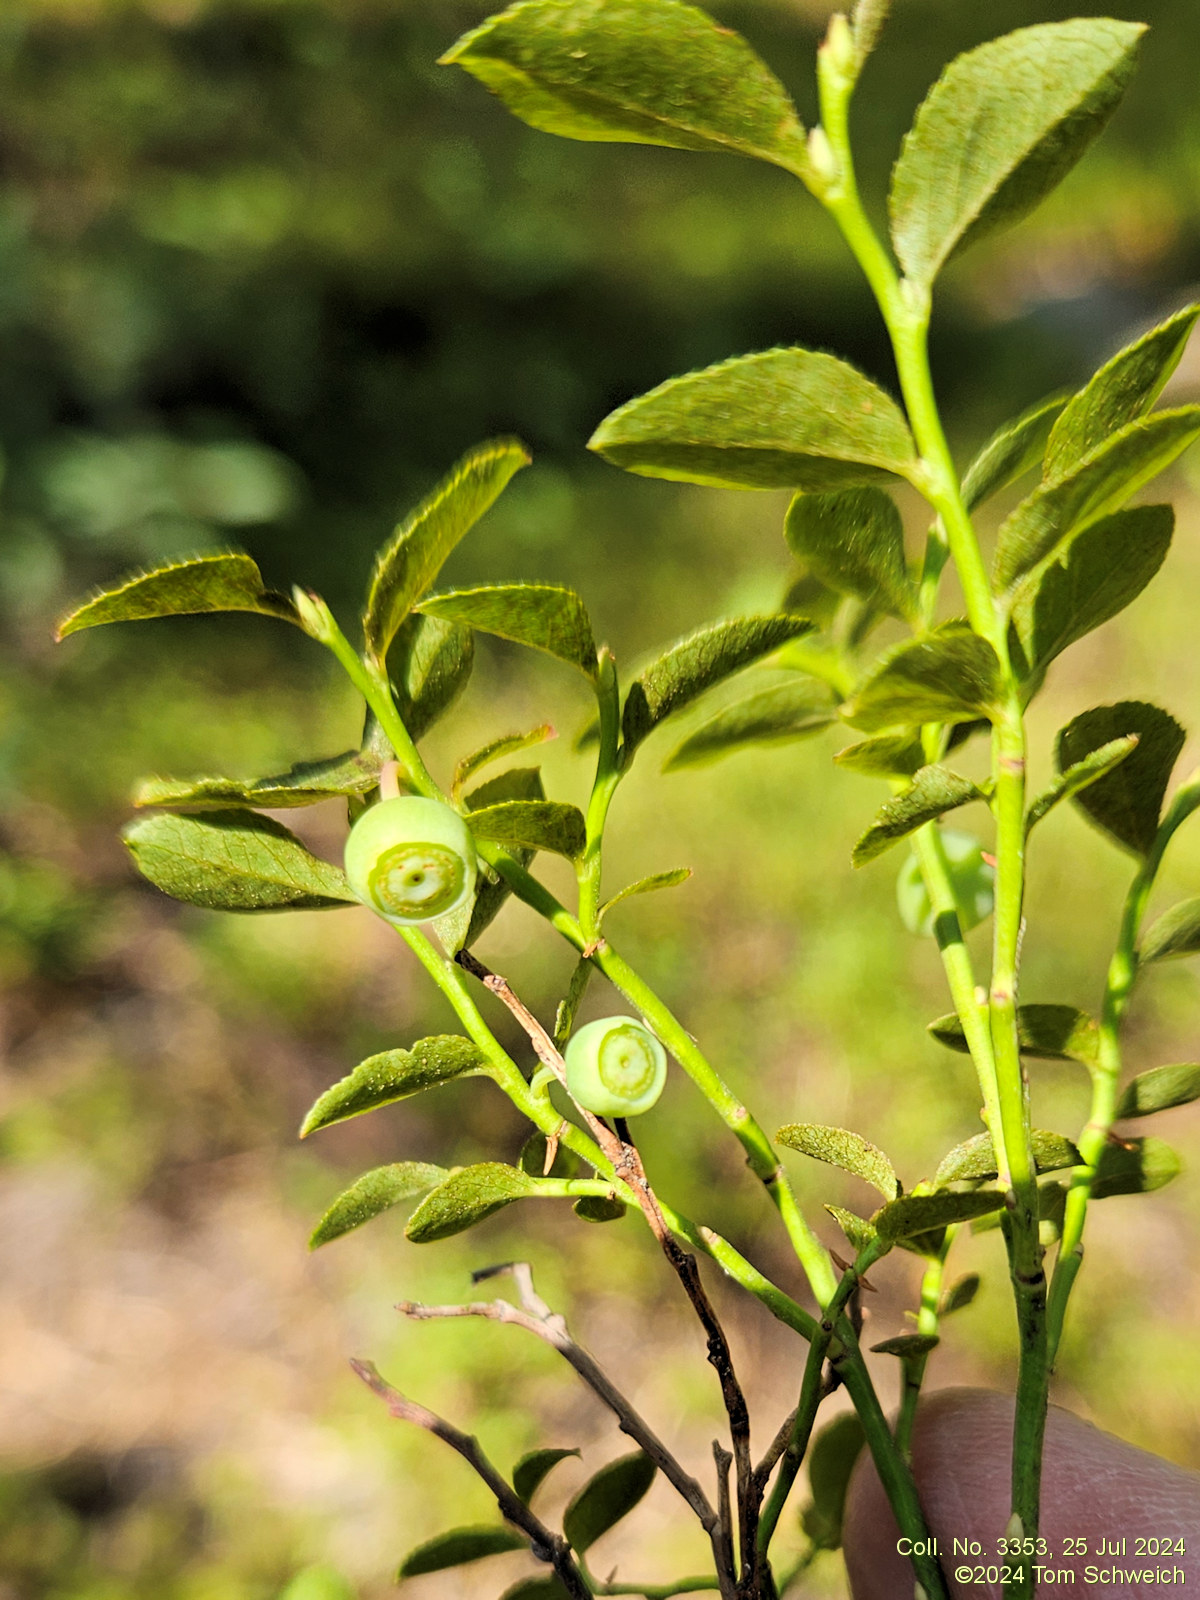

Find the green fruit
[[564, 1017, 667, 1117], [344, 795, 476, 925], [897, 829, 994, 938]]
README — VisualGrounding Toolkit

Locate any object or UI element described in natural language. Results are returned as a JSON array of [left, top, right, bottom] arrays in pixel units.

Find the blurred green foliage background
[[3, 1, 1200, 1596]]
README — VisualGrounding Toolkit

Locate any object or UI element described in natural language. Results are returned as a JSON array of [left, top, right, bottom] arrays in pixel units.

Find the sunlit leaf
[[363, 438, 530, 662], [405, 1162, 542, 1242], [784, 486, 916, 619], [824, 1205, 878, 1256], [1117, 1063, 1200, 1118], [513, 1448, 582, 1507], [843, 625, 1001, 733], [391, 613, 476, 741], [928, 1003, 1098, 1065], [309, 1163, 448, 1248], [1025, 736, 1138, 835], [890, 20, 1144, 288], [133, 749, 385, 811], [663, 681, 834, 770], [399, 1525, 527, 1579], [1140, 897, 1200, 963], [1092, 1135, 1181, 1198], [419, 584, 597, 677], [452, 725, 557, 800], [599, 867, 691, 921], [56, 552, 297, 639], [437, 767, 546, 952], [1055, 701, 1185, 856], [443, 0, 808, 171], [934, 1130, 1080, 1187], [300, 1037, 488, 1137], [777, 1122, 899, 1201], [834, 734, 924, 779], [874, 1189, 1007, 1240], [852, 765, 985, 866], [123, 810, 355, 912], [590, 348, 918, 491], [468, 799, 586, 859], [563, 1452, 656, 1554], [961, 392, 1068, 512]]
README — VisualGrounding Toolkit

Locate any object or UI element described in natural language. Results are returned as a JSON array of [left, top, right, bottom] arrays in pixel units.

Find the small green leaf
[[824, 1205, 879, 1256], [1092, 1135, 1181, 1198], [405, 1162, 540, 1243], [363, 439, 530, 662], [468, 799, 586, 859], [1117, 1064, 1200, 1118], [573, 1194, 627, 1223], [851, 0, 890, 69], [589, 348, 918, 492], [874, 1190, 1007, 1240], [784, 487, 916, 620], [599, 867, 691, 922], [843, 626, 1001, 733], [419, 584, 597, 678], [391, 613, 476, 741], [801, 1413, 865, 1552], [663, 681, 834, 771], [399, 1525, 527, 1578], [56, 552, 297, 639], [834, 734, 925, 779], [436, 768, 546, 952], [928, 1003, 1098, 1065], [309, 1163, 448, 1248], [934, 1130, 1080, 1188], [123, 810, 355, 912], [1008, 505, 1173, 682], [777, 1123, 899, 1201], [1140, 898, 1200, 963], [563, 1452, 656, 1555], [993, 408, 1200, 589], [622, 615, 814, 755], [513, 1448, 581, 1507], [852, 765, 985, 867], [452, 725, 557, 800], [300, 1037, 488, 1137], [1045, 304, 1200, 481], [501, 1580, 572, 1600], [133, 749, 385, 812], [870, 1334, 939, 1358], [1025, 736, 1139, 835], [961, 393, 1068, 512], [889, 20, 1144, 289], [443, 0, 807, 172], [940, 1273, 982, 1316], [1056, 701, 1185, 856]]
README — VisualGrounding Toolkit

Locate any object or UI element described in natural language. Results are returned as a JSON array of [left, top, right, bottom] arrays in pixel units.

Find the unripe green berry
[[564, 1017, 667, 1117], [896, 829, 994, 938], [344, 795, 476, 926]]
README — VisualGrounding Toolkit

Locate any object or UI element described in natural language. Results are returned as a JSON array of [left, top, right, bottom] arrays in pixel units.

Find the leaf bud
[[822, 13, 856, 81], [344, 795, 477, 925], [564, 1017, 667, 1117]]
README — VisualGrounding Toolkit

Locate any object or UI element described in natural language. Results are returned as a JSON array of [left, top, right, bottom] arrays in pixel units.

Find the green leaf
[[442, 0, 807, 171], [1045, 304, 1200, 481], [801, 1413, 865, 1552], [562, 1452, 656, 1555], [452, 725, 557, 800], [419, 584, 597, 678], [399, 1525, 526, 1578], [928, 1003, 1098, 1066], [391, 613, 477, 742], [501, 1581, 572, 1600], [468, 799, 586, 859], [133, 749, 385, 812], [1092, 1135, 1181, 1198], [573, 1194, 627, 1223], [622, 615, 814, 755], [834, 734, 925, 779], [889, 20, 1144, 289], [874, 1189, 1007, 1240], [852, 765, 985, 867], [941, 1273, 982, 1316], [823, 1205, 879, 1256], [851, 0, 890, 69], [784, 487, 916, 620], [589, 348, 918, 492], [663, 681, 834, 771], [405, 1162, 541, 1243], [993, 408, 1200, 589], [934, 1130, 1080, 1187], [777, 1123, 899, 1201], [363, 438, 530, 662], [122, 810, 356, 912], [519, 1131, 582, 1180], [599, 867, 691, 921], [1056, 701, 1185, 856], [513, 1448, 581, 1507], [56, 552, 298, 639], [309, 1163, 448, 1248], [436, 767, 546, 953], [870, 1334, 939, 1358], [300, 1037, 488, 1137], [1009, 505, 1173, 682], [1140, 897, 1200, 963], [961, 393, 1068, 512], [1117, 1064, 1200, 1119], [843, 625, 1001, 733], [1025, 736, 1139, 835]]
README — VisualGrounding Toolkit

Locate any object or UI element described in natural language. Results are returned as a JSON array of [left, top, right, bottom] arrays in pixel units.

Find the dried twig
[[350, 1357, 590, 1600]]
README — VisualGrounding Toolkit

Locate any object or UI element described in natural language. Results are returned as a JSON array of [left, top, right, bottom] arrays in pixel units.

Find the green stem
[[895, 1238, 950, 1459], [593, 1576, 720, 1596], [579, 647, 622, 943]]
